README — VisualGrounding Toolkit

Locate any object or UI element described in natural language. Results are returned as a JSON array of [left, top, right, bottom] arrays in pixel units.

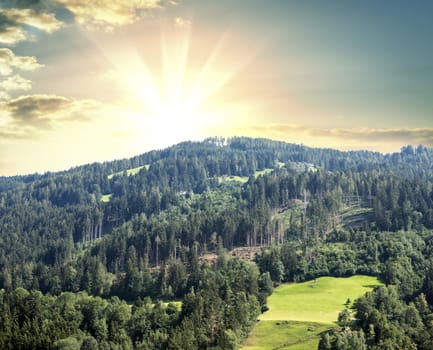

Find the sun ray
[[161, 24, 191, 113], [183, 27, 266, 120], [81, 17, 265, 145], [183, 28, 232, 114]]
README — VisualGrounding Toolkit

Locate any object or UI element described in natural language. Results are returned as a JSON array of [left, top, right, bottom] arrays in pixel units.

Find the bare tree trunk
[[94, 223, 97, 242], [303, 189, 307, 216]]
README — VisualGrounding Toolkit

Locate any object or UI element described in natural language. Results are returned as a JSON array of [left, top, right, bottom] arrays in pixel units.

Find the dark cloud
[[2, 94, 99, 131], [5, 94, 71, 127], [8, 94, 69, 114], [0, 94, 101, 143], [0, 11, 26, 44]]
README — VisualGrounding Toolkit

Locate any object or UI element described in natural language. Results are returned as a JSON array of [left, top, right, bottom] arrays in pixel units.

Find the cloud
[[0, 74, 32, 92], [0, 8, 62, 44], [1, 0, 177, 41], [305, 127, 433, 146], [0, 49, 44, 102], [223, 124, 433, 153], [0, 12, 27, 44], [1, 94, 101, 130], [56, 0, 164, 31], [0, 91, 10, 100], [1, 0, 54, 11], [174, 16, 191, 28], [0, 48, 44, 76]]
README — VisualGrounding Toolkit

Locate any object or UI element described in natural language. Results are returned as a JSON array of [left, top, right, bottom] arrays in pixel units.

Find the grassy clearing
[[107, 164, 149, 179], [261, 275, 382, 323], [218, 168, 276, 184], [242, 276, 382, 350], [100, 194, 112, 202], [255, 168, 274, 177], [165, 300, 182, 310], [219, 175, 249, 183], [242, 321, 331, 350]]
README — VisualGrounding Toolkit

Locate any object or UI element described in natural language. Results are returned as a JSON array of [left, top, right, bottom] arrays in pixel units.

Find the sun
[[92, 18, 262, 146]]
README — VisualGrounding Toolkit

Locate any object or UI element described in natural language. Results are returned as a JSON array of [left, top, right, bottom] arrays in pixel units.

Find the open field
[[218, 167, 276, 184], [242, 321, 331, 350], [254, 168, 274, 177], [261, 275, 382, 323], [100, 194, 112, 202], [219, 175, 249, 183], [242, 275, 382, 350], [107, 164, 149, 179]]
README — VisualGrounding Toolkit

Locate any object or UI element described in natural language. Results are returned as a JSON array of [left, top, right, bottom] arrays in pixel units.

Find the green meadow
[[100, 194, 112, 202], [242, 321, 330, 350], [107, 164, 149, 179], [218, 167, 276, 184], [242, 275, 382, 350]]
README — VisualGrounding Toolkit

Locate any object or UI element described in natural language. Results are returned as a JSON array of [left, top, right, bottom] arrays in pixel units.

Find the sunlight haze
[[1, 0, 433, 175]]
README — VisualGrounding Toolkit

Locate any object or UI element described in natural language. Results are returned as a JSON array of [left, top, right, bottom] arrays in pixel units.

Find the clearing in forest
[[242, 275, 382, 350]]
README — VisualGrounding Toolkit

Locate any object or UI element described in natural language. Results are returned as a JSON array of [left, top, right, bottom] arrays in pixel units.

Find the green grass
[[164, 300, 182, 310], [255, 168, 274, 177], [219, 175, 249, 183], [100, 194, 112, 202], [218, 168, 275, 184], [242, 321, 332, 350], [107, 164, 149, 179], [242, 275, 382, 350], [261, 275, 382, 323]]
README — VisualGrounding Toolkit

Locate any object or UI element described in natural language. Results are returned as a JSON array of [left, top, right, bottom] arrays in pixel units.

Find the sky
[[1, 0, 433, 175]]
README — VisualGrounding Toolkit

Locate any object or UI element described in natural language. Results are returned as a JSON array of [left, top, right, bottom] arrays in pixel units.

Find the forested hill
[[2, 137, 433, 349]]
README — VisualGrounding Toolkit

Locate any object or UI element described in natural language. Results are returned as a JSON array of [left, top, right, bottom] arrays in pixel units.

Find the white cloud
[[0, 23, 27, 44], [5, 8, 62, 33], [0, 74, 32, 91], [0, 8, 62, 44], [0, 48, 44, 76], [174, 16, 191, 27], [0, 90, 10, 100], [56, 0, 163, 31]]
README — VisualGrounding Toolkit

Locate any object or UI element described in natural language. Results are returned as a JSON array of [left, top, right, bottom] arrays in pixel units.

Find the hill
[[1, 137, 433, 348]]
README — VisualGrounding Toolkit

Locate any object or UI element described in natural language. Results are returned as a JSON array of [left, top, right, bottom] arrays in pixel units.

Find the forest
[[1, 137, 433, 349]]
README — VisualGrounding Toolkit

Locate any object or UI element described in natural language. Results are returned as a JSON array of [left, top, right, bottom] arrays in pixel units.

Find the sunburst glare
[[89, 19, 264, 145]]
